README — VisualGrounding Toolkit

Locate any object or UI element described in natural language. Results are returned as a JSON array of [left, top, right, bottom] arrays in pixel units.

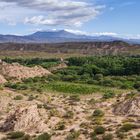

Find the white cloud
[[92, 32, 118, 36], [0, 0, 105, 27], [64, 29, 118, 36], [109, 7, 115, 11]]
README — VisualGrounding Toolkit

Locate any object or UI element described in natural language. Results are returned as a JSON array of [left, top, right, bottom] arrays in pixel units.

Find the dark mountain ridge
[[0, 30, 140, 44]]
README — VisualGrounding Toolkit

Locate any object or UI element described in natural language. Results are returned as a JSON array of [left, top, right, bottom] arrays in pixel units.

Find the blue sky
[[0, 0, 140, 38]]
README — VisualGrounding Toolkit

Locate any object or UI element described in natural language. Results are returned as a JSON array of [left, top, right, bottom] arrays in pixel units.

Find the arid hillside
[[0, 41, 140, 56], [0, 88, 140, 140], [0, 60, 51, 83]]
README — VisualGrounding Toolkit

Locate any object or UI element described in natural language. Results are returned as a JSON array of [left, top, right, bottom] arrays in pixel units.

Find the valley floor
[[0, 88, 140, 140]]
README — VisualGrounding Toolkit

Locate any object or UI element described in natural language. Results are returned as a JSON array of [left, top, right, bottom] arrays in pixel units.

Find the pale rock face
[[0, 74, 7, 84], [113, 95, 140, 117], [0, 105, 48, 134], [0, 61, 51, 82]]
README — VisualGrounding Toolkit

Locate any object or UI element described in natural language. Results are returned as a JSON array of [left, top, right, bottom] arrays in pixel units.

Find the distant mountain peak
[[0, 30, 140, 44]]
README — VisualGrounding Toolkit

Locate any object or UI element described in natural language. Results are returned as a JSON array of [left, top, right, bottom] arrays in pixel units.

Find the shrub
[[136, 133, 140, 137], [36, 133, 51, 140], [28, 95, 36, 101], [5, 83, 28, 90], [137, 88, 140, 92], [101, 79, 114, 87], [120, 83, 132, 89], [69, 95, 80, 102], [22, 134, 31, 140], [94, 126, 105, 135], [87, 80, 98, 85], [7, 131, 25, 139], [102, 134, 113, 140], [37, 104, 43, 109], [47, 75, 60, 81], [134, 82, 140, 89], [65, 130, 80, 140], [62, 75, 79, 82], [49, 109, 60, 117], [0, 84, 4, 90], [116, 132, 125, 139], [63, 110, 74, 119], [90, 135, 99, 140], [92, 109, 104, 117], [13, 95, 23, 100], [55, 121, 65, 130], [88, 98, 96, 105], [94, 74, 103, 81], [119, 123, 137, 132], [103, 92, 115, 99]]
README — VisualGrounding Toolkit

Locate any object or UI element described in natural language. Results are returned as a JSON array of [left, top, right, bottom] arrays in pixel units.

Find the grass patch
[[7, 131, 25, 139], [42, 82, 125, 95]]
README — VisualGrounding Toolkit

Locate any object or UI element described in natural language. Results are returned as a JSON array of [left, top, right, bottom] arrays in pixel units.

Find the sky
[[0, 0, 140, 38]]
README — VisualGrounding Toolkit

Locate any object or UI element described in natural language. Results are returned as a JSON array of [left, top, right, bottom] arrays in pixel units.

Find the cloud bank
[[0, 0, 105, 27]]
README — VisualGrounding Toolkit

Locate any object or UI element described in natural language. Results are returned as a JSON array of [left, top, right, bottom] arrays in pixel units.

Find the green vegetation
[[3, 56, 140, 94], [55, 121, 66, 130], [13, 95, 23, 100], [92, 109, 104, 117], [102, 92, 115, 99], [65, 130, 80, 140], [119, 123, 137, 132], [36, 133, 51, 140], [3, 57, 60, 69], [136, 133, 140, 137], [7, 131, 25, 139], [63, 110, 74, 119], [94, 126, 106, 135], [102, 134, 113, 140]]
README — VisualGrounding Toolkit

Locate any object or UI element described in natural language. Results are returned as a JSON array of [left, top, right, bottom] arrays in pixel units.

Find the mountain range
[[0, 30, 140, 44]]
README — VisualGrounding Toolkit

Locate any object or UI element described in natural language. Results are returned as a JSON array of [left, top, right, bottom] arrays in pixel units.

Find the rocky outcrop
[[113, 95, 140, 117], [0, 105, 47, 133], [0, 74, 7, 84], [0, 61, 51, 81]]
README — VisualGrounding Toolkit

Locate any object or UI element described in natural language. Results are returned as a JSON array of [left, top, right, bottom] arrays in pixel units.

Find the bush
[[134, 82, 140, 89], [94, 126, 105, 135], [14, 95, 23, 100], [69, 95, 80, 102], [63, 110, 74, 119], [65, 130, 80, 140], [0, 84, 4, 90], [62, 75, 79, 82], [47, 75, 60, 81], [103, 92, 115, 99], [119, 123, 137, 132], [28, 95, 36, 101], [94, 74, 103, 81], [102, 134, 113, 140], [116, 132, 125, 139], [7, 131, 25, 139], [55, 121, 65, 130], [5, 83, 28, 90], [137, 87, 140, 92], [88, 98, 96, 105], [36, 133, 51, 140], [136, 133, 140, 137], [92, 109, 104, 117], [49, 109, 60, 117], [90, 135, 99, 140], [22, 134, 31, 140]]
